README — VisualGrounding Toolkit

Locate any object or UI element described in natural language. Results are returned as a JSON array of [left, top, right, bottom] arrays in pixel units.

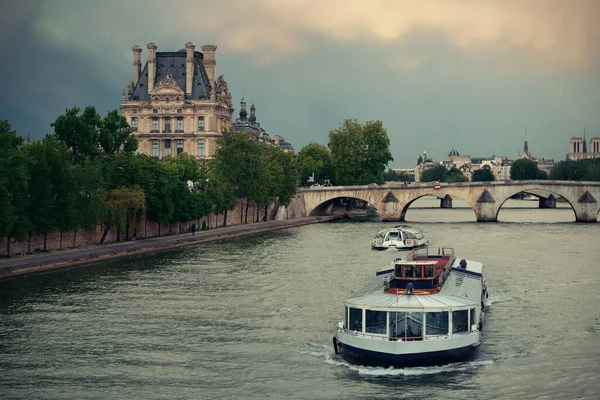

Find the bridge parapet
[[296, 181, 600, 222]]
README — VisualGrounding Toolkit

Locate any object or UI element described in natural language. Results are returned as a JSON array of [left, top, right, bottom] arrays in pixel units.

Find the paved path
[[0, 216, 340, 280]]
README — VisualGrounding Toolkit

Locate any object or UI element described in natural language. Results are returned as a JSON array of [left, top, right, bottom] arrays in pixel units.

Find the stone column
[[440, 194, 453, 208], [147, 42, 158, 93], [185, 42, 195, 96], [538, 194, 556, 209], [201, 45, 217, 89], [132, 45, 142, 86]]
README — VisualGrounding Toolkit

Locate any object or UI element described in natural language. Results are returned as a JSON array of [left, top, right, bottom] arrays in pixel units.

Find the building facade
[[120, 42, 234, 160], [569, 133, 600, 160]]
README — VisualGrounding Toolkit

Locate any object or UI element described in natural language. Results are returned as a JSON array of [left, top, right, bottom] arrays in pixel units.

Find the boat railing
[[342, 329, 475, 341]]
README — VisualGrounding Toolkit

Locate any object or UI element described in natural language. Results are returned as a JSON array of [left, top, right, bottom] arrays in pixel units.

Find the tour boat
[[371, 226, 429, 250], [333, 247, 488, 368]]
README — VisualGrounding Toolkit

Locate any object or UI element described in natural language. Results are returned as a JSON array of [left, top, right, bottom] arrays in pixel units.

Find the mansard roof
[[448, 148, 460, 157], [129, 51, 211, 101]]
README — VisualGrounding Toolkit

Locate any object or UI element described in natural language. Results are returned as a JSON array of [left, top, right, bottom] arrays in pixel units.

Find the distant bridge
[[289, 181, 600, 222]]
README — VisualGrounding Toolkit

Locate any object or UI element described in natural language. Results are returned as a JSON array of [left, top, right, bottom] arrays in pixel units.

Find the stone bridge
[[291, 180, 600, 222]]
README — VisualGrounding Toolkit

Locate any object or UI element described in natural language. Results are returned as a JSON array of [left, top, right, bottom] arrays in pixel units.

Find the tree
[[213, 130, 263, 223], [99, 186, 146, 244], [25, 140, 55, 251], [549, 158, 600, 181], [510, 158, 546, 180], [98, 109, 138, 155], [44, 135, 77, 249], [384, 169, 414, 182], [206, 159, 236, 227], [328, 119, 393, 185], [420, 165, 447, 182], [0, 120, 29, 255], [297, 143, 332, 185], [51, 106, 102, 162], [472, 168, 495, 182]]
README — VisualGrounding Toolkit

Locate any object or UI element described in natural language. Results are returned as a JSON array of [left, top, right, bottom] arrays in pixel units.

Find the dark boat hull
[[336, 339, 478, 368]]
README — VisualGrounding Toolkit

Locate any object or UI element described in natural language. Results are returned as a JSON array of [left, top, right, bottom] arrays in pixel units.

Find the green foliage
[[25, 141, 55, 238], [420, 165, 447, 182], [297, 143, 332, 185], [510, 158, 547, 180], [328, 119, 393, 185], [98, 109, 138, 155], [384, 170, 414, 182], [549, 158, 600, 181], [472, 168, 495, 182], [52, 106, 137, 162], [0, 120, 29, 242]]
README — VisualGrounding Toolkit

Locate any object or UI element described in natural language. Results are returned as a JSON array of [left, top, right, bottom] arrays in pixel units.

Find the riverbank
[[0, 215, 342, 281]]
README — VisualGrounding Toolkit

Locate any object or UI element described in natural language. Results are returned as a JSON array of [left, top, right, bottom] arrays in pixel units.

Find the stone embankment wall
[[0, 198, 288, 256]]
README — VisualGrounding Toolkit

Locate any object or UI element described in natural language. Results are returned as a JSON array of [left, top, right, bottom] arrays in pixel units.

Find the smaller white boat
[[372, 226, 428, 251]]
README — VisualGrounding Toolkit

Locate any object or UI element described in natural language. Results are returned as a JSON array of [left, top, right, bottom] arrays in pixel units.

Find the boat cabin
[[386, 253, 453, 293]]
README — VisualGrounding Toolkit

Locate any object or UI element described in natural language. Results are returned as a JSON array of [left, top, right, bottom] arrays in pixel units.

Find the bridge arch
[[398, 191, 476, 222], [494, 187, 575, 221]]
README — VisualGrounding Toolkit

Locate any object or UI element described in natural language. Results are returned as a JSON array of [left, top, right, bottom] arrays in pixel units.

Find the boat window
[[405, 266, 422, 278], [389, 312, 423, 338], [452, 310, 469, 334], [424, 265, 434, 278], [470, 308, 475, 328], [387, 231, 399, 240], [349, 307, 363, 332], [425, 311, 449, 336], [366, 310, 387, 334], [345, 307, 349, 329], [389, 312, 406, 338], [395, 265, 404, 277]]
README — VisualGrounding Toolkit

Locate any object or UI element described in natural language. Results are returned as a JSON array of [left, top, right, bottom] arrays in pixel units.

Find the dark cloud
[[1, 0, 599, 166]]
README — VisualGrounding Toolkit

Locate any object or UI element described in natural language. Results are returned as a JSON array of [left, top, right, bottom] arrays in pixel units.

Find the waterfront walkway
[[0, 216, 339, 280]]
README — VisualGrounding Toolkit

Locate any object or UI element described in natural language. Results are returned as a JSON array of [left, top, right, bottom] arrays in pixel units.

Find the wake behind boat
[[333, 247, 488, 368], [371, 225, 428, 250]]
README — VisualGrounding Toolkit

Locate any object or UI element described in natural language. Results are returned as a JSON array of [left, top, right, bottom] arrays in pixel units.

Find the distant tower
[[523, 127, 530, 157], [249, 103, 256, 124], [583, 126, 587, 153], [239, 97, 248, 120]]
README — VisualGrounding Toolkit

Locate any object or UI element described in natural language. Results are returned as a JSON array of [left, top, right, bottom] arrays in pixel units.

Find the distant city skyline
[[1, 0, 599, 168]]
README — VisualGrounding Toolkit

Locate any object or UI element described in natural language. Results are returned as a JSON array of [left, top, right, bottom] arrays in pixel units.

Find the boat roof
[[376, 225, 422, 234], [346, 259, 484, 310]]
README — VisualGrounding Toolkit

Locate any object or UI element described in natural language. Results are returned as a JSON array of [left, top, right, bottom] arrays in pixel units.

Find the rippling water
[[1, 199, 599, 399]]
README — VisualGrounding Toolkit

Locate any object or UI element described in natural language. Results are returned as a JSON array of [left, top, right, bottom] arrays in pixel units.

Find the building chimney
[[147, 42, 158, 93], [132, 45, 142, 86], [185, 42, 195, 96], [201, 45, 217, 91]]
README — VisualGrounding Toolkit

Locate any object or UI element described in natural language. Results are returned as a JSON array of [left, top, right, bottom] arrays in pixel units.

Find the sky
[[1, 0, 599, 168]]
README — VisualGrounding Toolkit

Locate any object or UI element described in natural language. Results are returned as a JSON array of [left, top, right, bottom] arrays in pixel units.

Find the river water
[[1, 199, 599, 399]]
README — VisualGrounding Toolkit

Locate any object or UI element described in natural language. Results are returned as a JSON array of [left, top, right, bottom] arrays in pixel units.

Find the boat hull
[[371, 240, 429, 251], [336, 339, 478, 368]]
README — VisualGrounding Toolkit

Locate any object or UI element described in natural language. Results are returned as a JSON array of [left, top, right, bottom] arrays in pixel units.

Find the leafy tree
[[328, 119, 393, 185], [163, 153, 202, 183], [384, 170, 414, 182], [297, 143, 332, 185], [420, 165, 447, 182], [71, 158, 105, 238], [51, 106, 102, 162], [549, 158, 600, 181], [472, 168, 495, 182], [99, 186, 146, 244], [44, 135, 78, 249], [0, 120, 29, 255], [206, 159, 236, 226], [213, 130, 263, 223], [510, 158, 546, 180], [25, 141, 55, 251], [98, 109, 138, 155]]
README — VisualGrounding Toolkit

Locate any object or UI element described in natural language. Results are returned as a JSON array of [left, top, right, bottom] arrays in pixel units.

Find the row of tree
[[0, 107, 299, 255]]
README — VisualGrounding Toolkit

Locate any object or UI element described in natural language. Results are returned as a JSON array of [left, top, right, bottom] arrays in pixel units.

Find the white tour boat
[[371, 226, 429, 251], [333, 247, 488, 368]]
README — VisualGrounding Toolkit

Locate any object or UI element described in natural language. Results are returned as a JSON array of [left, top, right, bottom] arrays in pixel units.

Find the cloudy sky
[[1, 0, 599, 167]]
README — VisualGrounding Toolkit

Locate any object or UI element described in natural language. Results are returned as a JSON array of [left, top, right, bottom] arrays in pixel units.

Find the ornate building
[[120, 42, 234, 160], [232, 97, 294, 153], [569, 128, 600, 160]]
